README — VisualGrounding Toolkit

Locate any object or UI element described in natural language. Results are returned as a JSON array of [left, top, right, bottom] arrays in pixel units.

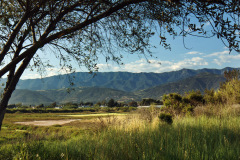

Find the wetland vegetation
[[1, 104, 240, 160], [1, 70, 240, 159]]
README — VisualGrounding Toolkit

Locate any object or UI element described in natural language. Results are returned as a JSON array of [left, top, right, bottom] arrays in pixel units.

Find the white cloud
[[166, 57, 208, 71], [22, 67, 77, 79], [202, 50, 240, 66], [23, 48, 240, 79], [97, 63, 122, 71], [204, 50, 229, 57], [186, 51, 203, 55], [212, 53, 240, 66], [96, 50, 239, 72], [97, 57, 208, 73], [21, 73, 42, 79]]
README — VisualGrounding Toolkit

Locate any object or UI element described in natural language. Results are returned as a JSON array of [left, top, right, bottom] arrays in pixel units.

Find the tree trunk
[[0, 76, 24, 131], [0, 52, 36, 131], [0, 87, 16, 131], [0, 109, 6, 131]]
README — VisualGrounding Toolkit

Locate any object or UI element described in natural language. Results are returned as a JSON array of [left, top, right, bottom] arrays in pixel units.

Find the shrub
[[163, 91, 204, 115], [107, 99, 117, 107], [158, 113, 173, 125], [204, 89, 223, 105], [185, 90, 204, 106], [128, 101, 138, 107], [218, 79, 240, 104], [204, 89, 216, 104], [163, 93, 183, 109], [139, 98, 163, 106]]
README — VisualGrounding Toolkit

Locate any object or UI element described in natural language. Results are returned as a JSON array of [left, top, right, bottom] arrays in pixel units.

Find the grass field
[[0, 107, 240, 160], [60, 113, 128, 117]]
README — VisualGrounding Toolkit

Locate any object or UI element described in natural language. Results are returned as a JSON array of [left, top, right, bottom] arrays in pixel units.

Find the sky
[[21, 24, 240, 80]]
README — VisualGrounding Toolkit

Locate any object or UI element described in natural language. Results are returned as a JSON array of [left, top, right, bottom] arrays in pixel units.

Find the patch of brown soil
[[15, 119, 81, 126]]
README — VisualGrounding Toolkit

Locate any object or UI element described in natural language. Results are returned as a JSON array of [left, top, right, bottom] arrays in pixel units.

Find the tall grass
[[1, 113, 240, 160]]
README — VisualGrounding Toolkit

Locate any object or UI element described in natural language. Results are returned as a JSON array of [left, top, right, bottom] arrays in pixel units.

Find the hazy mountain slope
[[136, 73, 225, 99], [60, 87, 139, 103], [16, 67, 236, 92], [8, 72, 228, 105], [9, 89, 54, 105], [38, 87, 140, 103], [9, 87, 140, 105]]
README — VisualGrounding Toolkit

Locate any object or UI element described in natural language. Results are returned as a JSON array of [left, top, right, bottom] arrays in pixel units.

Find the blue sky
[[21, 26, 240, 79]]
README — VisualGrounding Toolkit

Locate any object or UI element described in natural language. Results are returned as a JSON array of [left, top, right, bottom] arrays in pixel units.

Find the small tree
[[36, 104, 44, 108], [204, 89, 222, 105], [128, 101, 138, 107], [163, 91, 203, 115], [84, 102, 93, 106], [139, 98, 158, 106], [218, 78, 240, 104], [49, 102, 57, 108], [185, 90, 204, 107], [163, 93, 183, 109], [107, 99, 117, 108], [224, 69, 240, 82], [63, 102, 78, 109]]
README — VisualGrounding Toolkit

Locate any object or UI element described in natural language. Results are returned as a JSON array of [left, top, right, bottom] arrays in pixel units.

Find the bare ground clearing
[[15, 119, 81, 126]]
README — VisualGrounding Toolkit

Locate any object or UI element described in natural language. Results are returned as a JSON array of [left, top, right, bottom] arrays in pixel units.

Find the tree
[[184, 90, 204, 106], [139, 98, 159, 106], [0, 0, 239, 130], [128, 100, 138, 107], [163, 93, 183, 108], [49, 102, 57, 108], [107, 98, 117, 107], [36, 103, 44, 108], [63, 102, 78, 109], [224, 69, 240, 82], [218, 78, 240, 104]]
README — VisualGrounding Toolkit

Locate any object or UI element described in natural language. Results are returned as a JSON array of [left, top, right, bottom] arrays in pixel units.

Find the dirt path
[[15, 119, 81, 126]]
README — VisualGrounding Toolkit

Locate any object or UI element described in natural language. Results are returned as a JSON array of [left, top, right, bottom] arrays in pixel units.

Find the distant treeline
[[8, 98, 163, 110]]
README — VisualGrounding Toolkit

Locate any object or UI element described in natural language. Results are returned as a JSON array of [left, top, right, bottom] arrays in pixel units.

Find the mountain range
[[16, 67, 230, 91], [5, 67, 236, 105]]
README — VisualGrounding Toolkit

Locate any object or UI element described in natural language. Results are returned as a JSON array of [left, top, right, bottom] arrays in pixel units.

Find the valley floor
[[0, 107, 240, 160]]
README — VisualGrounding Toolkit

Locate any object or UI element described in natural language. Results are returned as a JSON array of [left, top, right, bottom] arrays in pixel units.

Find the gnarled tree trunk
[[0, 50, 36, 131], [0, 109, 6, 131], [0, 81, 19, 131]]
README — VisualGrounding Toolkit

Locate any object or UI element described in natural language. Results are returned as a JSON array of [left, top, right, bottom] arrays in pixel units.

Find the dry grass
[[1, 106, 240, 160], [194, 104, 240, 117]]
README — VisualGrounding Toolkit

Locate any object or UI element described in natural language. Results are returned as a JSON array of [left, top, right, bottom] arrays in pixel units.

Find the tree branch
[[30, 18, 37, 44], [40, 1, 87, 40], [43, 0, 147, 45], [0, 0, 49, 64], [0, 42, 42, 78], [0, 13, 29, 64]]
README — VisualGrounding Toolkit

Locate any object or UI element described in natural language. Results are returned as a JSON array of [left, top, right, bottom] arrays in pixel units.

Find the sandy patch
[[15, 119, 81, 126]]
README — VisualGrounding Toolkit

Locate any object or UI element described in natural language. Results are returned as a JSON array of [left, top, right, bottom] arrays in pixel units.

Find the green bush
[[218, 79, 240, 104], [204, 89, 223, 105], [159, 113, 173, 125], [163, 91, 205, 115], [185, 90, 204, 106], [163, 93, 183, 109]]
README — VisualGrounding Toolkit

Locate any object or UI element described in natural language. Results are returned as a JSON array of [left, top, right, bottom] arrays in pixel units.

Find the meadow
[[0, 105, 240, 160]]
